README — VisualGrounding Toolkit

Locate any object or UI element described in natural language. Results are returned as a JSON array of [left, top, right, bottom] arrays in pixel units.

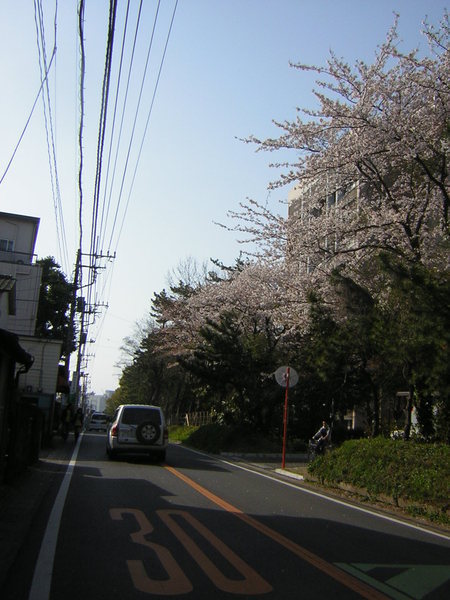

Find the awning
[[0, 275, 16, 315], [0, 328, 34, 371]]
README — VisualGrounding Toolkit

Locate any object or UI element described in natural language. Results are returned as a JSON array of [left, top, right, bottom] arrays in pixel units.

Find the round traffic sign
[[274, 366, 298, 388]]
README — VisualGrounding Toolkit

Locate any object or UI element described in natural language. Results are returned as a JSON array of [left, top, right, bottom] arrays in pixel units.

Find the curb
[[275, 468, 304, 481], [220, 452, 308, 461]]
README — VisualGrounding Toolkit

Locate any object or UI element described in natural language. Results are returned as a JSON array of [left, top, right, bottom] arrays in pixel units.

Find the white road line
[[175, 444, 450, 542], [28, 435, 83, 600]]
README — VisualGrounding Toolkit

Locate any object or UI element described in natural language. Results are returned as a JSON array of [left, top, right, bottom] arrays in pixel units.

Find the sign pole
[[275, 365, 297, 470], [281, 367, 290, 469]]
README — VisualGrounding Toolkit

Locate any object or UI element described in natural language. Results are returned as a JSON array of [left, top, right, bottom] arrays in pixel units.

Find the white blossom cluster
[[155, 14, 449, 359]]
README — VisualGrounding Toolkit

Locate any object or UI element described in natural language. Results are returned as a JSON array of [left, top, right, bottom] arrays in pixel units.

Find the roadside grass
[[168, 425, 200, 444]]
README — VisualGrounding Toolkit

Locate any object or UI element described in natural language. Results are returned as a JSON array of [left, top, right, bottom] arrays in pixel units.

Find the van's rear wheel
[[136, 421, 160, 444]]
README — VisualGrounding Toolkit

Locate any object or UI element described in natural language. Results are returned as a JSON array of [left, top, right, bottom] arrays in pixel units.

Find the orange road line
[[165, 465, 389, 600]]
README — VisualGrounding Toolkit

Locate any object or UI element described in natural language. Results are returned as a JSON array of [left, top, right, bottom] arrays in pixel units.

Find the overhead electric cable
[[98, 0, 132, 251], [80, 0, 177, 387], [107, 0, 179, 252], [106, 0, 161, 251], [34, 0, 70, 273], [77, 0, 86, 257], [100, 0, 146, 252], [112, 0, 179, 251], [86, 0, 130, 329], [89, 0, 118, 279], [0, 48, 56, 186]]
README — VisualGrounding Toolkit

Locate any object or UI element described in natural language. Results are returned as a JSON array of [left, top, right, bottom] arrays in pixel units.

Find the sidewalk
[[220, 451, 308, 477], [0, 435, 74, 591]]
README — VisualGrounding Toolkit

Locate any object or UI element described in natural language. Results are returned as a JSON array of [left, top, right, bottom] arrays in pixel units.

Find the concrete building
[[0, 212, 42, 335], [87, 390, 114, 414], [287, 180, 417, 436], [287, 178, 360, 275], [0, 212, 63, 478]]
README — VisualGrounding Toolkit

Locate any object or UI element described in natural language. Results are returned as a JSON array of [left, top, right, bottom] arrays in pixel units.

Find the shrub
[[308, 438, 450, 508]]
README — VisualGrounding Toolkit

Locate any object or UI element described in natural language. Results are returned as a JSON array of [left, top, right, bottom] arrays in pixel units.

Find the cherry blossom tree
[[117, 14, 449, 439], [240, 13, 448, 281], [185, 14, 449, 436], [171, 14, 448, 336]]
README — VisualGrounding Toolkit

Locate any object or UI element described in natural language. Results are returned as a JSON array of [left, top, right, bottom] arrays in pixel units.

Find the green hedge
[[308, 438, 449, 508]]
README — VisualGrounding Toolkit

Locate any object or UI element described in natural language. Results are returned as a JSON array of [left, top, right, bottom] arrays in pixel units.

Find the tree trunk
[[403, 387, 414, 441], [371, 382, 380, 437]]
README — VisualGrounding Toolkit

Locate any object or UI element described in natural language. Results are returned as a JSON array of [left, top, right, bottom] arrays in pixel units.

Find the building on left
[[0, 211, 65, 482]]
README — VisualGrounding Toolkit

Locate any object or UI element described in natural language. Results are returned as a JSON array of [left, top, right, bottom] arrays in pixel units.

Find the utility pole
[[63, 249, 81, 406], [68, 250, 115, 407]]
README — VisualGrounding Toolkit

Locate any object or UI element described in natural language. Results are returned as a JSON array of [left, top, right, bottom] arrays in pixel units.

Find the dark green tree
[[180, 311, 283, 434], [326, 256, 450, 441], [115, 316, 198, 423], [376, 254, 450, 440], [290, 290, 372, 440], [35, 256, 75, 359]]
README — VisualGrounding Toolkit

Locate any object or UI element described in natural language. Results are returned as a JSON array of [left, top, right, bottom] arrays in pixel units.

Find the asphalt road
[[3, 432, 450, 600]]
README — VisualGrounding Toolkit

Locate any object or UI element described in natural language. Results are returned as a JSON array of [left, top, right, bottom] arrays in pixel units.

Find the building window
[[0, 239, 14, 252]]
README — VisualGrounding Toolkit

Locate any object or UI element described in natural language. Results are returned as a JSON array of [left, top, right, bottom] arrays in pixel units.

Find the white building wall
[[0, 212, 41, 336], [15, 337, 62, 395], [0, 212, 39, 262], [0, 262, 42, 335]]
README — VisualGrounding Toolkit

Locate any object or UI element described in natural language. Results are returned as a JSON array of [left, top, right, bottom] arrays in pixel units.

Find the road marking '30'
[[110, 508, 272, 595]]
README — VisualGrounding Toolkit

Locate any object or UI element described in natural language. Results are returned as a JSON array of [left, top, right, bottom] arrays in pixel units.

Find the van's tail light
[[111, 424, 119, 437], [163, 427, 168, 442]]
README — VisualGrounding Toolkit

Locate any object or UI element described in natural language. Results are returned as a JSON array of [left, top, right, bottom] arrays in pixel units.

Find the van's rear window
[[121, 408, 161, 425]]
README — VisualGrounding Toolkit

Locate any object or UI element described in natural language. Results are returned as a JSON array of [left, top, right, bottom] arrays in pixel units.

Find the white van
[[106, 404, 167, 461], [88, 412, 109, 432]]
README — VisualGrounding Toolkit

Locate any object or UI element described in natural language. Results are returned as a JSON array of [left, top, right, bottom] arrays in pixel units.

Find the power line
[[71, 0, 178, 394], [99, 0, 147, 253], [34, 0, 70, 273], [110, 0, 178, 252], [98, 0, 133, 253], [89, 0, 118, 276], [0, 46, 56, 187], [77, 0, 86, 269]]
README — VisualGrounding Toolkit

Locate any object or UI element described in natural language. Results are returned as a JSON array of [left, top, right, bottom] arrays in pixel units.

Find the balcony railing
[[0, 249, 36, 265]]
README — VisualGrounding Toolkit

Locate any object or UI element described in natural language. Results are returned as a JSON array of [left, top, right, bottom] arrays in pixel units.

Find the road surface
[[3, 432, 450, 599]]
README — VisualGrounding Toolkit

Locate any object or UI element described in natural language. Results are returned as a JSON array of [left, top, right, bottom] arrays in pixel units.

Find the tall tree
[[180, 311, 283, 433], [243, 14, 448, 275], [35, 256, 75, 359], [376, 255, 450, 440]]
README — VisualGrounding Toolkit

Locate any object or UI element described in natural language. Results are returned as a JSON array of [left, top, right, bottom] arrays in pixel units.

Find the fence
[[184, 412, 212, 427]]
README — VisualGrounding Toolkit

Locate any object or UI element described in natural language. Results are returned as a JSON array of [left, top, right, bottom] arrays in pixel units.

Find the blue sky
[[0, 0, 446, 394]]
